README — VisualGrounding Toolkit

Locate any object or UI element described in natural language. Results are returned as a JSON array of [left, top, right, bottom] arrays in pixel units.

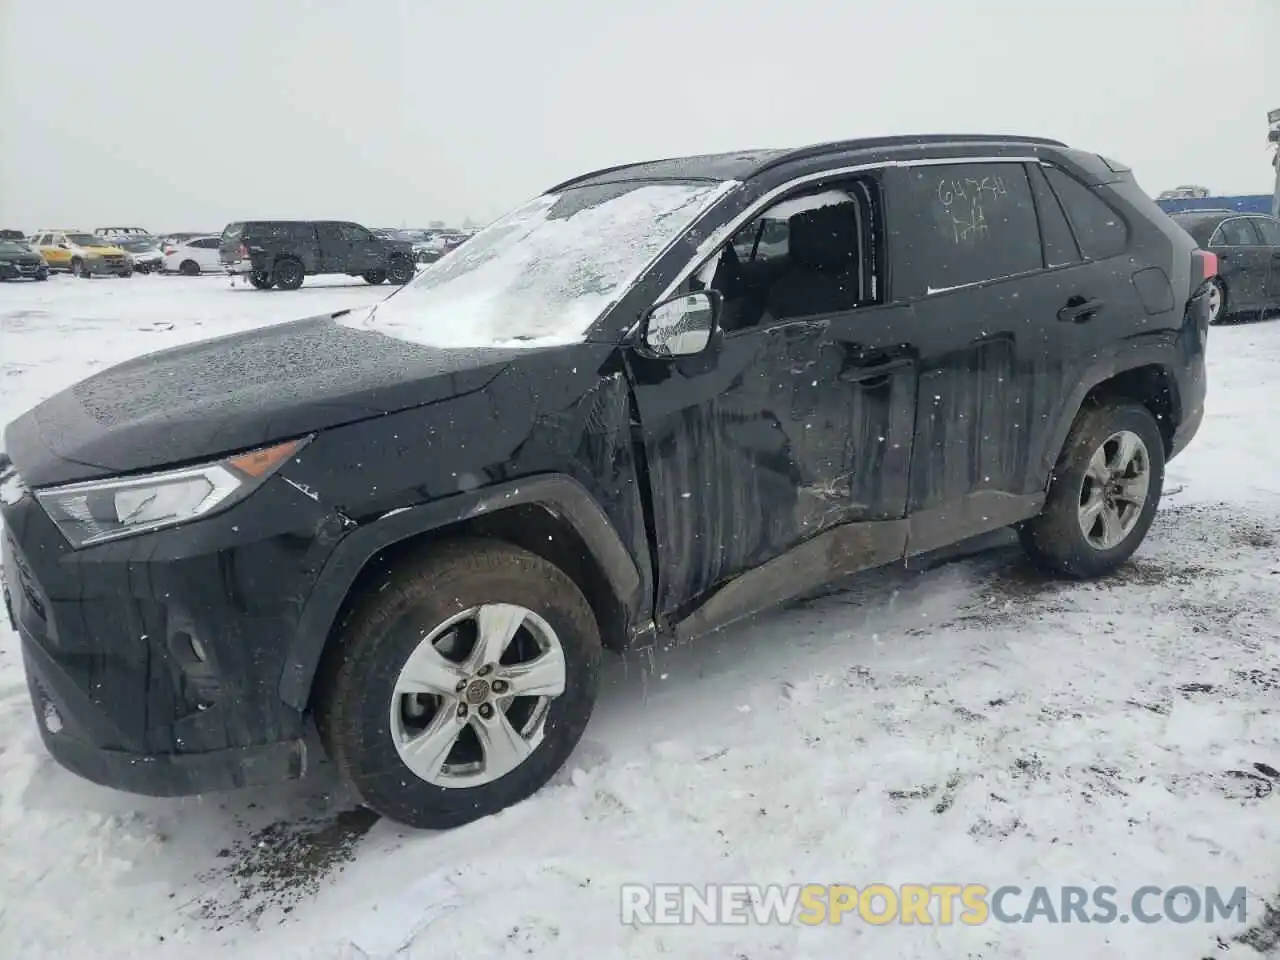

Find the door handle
[[1057, 297, 1104, 323], [838, 356, 913, 386]]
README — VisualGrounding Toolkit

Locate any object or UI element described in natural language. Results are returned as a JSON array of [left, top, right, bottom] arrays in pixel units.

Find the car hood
[[3, 312, 524, 487], [77, 244, 125, 255]]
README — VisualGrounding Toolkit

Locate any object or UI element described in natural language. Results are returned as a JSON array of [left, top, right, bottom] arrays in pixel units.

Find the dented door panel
[[626, 303, 916, 626]]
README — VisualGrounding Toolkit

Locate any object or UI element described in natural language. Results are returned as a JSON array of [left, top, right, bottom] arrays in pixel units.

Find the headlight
[[34, 436, 310, 548]]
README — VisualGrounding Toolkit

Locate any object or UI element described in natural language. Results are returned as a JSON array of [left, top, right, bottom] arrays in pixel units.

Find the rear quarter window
[[889, 162, 1042, 297], [1042, 166, 1128, 260]]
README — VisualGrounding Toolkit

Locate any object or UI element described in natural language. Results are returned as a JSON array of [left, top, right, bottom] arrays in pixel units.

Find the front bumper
[[0, 467, 341, 797], [0, 261, 48, 280], [80, 257, 132, 276]]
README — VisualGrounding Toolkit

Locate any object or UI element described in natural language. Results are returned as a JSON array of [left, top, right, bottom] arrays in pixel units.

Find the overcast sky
[[1, 0, 1277, 232]]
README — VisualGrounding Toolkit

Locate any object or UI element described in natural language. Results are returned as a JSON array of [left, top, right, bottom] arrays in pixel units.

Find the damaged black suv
[[1, 135, 1215, 829]]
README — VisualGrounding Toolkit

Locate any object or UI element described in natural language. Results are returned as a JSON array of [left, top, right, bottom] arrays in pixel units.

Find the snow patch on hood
[[339, 180, 736, 349]]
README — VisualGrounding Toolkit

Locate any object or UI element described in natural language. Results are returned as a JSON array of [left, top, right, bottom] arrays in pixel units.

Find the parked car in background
[[0, 240, 49, 281], [162, 235, 222, 275], [29, 231, 132, 277], [219, 219, 416, 289], [1, 229, 27, 242], [95, 227, 154, 241], [159, 232, 217, 246], [0, 134, 1213, 831], [114, 237, 165, 274], [1170, 210, 1280, 323], [394, 228, 445, 263]]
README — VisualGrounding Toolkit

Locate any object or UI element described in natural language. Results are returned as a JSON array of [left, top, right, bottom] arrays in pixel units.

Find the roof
[[545, 133, 1068, 192]]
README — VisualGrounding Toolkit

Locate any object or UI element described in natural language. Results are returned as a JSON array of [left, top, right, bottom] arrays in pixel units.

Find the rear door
[[1250, 215, 1280, 303], [1209, 217, 1268, 311], [315, 222, 351, 272]]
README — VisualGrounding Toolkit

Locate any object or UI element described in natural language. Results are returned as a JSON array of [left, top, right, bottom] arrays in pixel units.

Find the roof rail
[[753, 133, 1066, 173]]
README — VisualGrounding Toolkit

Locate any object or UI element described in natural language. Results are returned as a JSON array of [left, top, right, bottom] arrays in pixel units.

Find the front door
[[315, 222, 353, 272], [340, 223, 382, 272], [626, 178, 917, 639]]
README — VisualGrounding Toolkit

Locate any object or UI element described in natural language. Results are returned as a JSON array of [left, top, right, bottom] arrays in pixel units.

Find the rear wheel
[[248, 272, 273, 290], [387, 255, 414, 285], [1019, 402, 1165, 578], [362, 268, 387, 285], [179, 259, 200, 277], [315, 540, 601, 830], [1207, 279, 1226, 325], [274, 257, 304, 290]]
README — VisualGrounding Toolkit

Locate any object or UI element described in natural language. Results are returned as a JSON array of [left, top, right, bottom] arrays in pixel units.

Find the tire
[[315, 539, 601, 830], [179, 259, 200, 277], [274, 257, 304, 290], [387, 255, 414, 285], [248, 272, 273, 290], [1207, 279, 1226, 325], [35, 273, 48, 282], [362, 268, 387, 285], [119, 269, 133, 279], [1019, 402, 1165, 579]]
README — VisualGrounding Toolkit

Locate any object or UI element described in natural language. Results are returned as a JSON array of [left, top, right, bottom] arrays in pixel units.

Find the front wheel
[[315, 540, 601, 830], [362, 268, 387, 285], [1019, 402, 1165, 578], [387, 256, 414, 285]]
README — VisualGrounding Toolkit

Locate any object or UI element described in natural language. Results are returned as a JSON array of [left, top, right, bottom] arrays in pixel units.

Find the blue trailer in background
[[1156, 194, 1273, 215]]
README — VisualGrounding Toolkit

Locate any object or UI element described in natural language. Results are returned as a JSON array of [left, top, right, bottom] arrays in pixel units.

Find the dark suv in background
[[219, 220, 416, 290], [2, 134, 1215, 831]]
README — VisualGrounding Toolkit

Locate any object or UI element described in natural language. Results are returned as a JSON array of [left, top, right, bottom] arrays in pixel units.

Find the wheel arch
[[1038, 355, 1183, 491], [280, 475, 645, 712]]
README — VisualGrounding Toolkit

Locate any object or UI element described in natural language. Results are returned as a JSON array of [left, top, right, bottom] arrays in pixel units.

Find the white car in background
[[163, 235, 222, 275]]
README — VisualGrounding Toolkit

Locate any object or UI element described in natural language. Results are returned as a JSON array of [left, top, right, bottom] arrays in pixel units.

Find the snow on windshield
[[339, 180, 734, 348]]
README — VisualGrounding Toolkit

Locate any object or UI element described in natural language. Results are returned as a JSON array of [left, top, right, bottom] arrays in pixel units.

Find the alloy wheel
[[388, 603, 567, 788]]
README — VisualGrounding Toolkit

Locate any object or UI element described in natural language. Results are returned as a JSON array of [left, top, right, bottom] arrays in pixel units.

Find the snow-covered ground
[[1, 273, 1278, 959]]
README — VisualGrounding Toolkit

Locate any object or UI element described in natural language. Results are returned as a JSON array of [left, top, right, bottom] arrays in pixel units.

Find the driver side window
[[689, 178, 881, 333]]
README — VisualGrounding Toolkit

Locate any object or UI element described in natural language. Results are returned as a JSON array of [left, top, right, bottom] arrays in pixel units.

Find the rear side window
[[890, 162, 1041, 297], [1042, 166, 1127, 260], [221, 223, 244, 243], [1026, 164, 1080, 267]]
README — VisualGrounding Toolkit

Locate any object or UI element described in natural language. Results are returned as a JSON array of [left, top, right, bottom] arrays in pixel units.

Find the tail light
[[1192, 249, 1218, 288], [237, 243, 248, 259]]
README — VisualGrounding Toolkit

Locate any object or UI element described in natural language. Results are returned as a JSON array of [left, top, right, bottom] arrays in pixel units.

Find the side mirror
[[59, 243, 70, 249], [641, 290, 721, 357]]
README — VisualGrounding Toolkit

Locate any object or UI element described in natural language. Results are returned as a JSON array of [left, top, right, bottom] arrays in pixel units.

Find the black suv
[[219, 220, 416, 290], [1, 135, 1214, 830]]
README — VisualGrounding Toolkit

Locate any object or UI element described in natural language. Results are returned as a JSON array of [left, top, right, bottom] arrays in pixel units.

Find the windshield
[[341, 179, 732, 348], [118, 239, 156, 251], [0, 242, 30, 255]]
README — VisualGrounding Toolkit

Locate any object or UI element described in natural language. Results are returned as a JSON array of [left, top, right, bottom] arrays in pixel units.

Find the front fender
[[277, 473, 643, 710]]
